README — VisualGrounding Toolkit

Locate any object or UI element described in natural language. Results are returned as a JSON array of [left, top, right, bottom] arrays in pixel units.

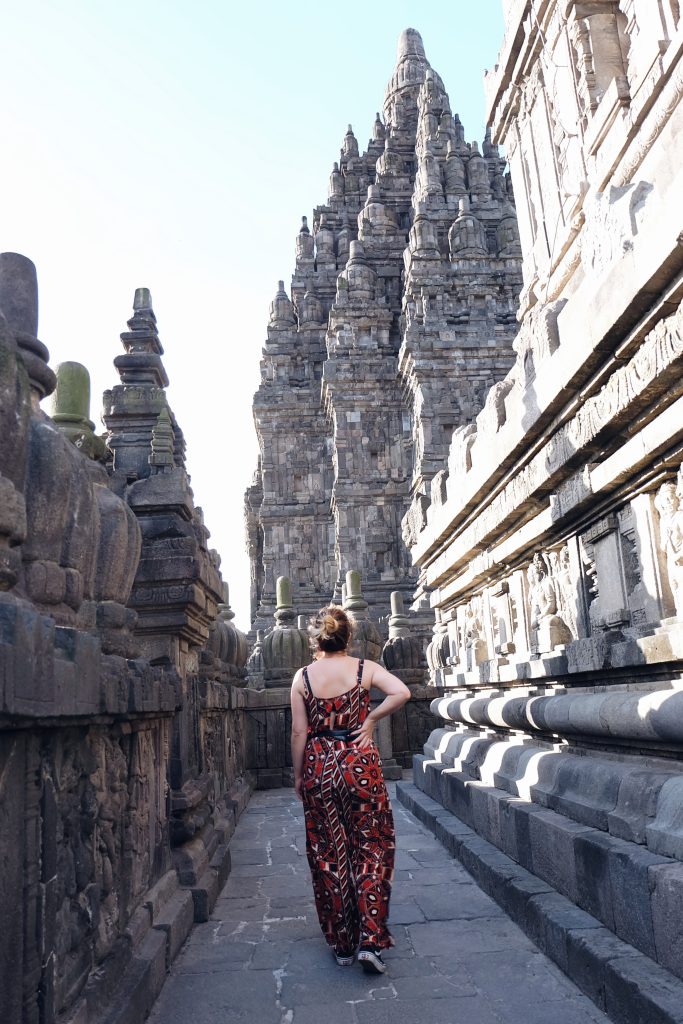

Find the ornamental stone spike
[[397, 27, 426, 60], [268, 281, 297, 328], [0, 252, 56, 398], [149, 407, 175, 471], [115, 287, 169, 388], [343, 570, 382, 661], [388, 591, 411, 639], [262, 575, 309, 685], [51, 361, 106, 460], [0, 251, 38, 336]]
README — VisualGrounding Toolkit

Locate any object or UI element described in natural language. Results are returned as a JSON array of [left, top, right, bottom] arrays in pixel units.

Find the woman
[[290, 605, 411, 974]]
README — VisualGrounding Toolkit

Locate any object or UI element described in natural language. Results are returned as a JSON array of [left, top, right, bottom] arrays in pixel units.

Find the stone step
[[396, 780, 683, 1024]]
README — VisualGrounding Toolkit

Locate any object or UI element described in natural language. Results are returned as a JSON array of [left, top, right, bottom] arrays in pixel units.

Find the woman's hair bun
[[310, 605, 352, 653], [321, 612, 339, 636]]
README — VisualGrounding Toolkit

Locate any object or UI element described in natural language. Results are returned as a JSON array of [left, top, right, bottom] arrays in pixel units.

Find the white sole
[[358, 951, 386, 974]]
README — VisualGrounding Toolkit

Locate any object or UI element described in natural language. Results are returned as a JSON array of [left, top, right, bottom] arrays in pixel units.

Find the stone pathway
[[148, 785, 611, 1024]]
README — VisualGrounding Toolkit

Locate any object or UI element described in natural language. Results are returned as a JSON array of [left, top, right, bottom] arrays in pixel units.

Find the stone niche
[[402, 2, 683, 1016], [0, 254, 254, 1024]]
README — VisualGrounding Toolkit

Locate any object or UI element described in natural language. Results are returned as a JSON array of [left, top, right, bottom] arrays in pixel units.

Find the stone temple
[[3, 5, 683, 1024], [246, 27, 523, 633]]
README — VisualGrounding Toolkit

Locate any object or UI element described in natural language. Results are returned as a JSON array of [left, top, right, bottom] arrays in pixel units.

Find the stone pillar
[[51, 361, 106, 460]]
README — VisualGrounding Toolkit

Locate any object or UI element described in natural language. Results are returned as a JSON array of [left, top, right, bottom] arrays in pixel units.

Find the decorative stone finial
[[343, 125, 359, 158], [389, 591, 410, 636], [382, 590, 424, 679], [348, 240, 365, 263], [51, 361, 106, 459], [275, 574, 295, 625], [296, 219, 315, 261], [268, 281, 297, 328], [0, 252, 38, 336], [149, 407, 175, 471], [396, 28, 426, 61], [115, 287, 169, 388], [346, 569, 363, 602], [134, 287, 153, 311], [0, 252, 56, 398], [343, 570, 382, 661], [262, 575, 309, 684]]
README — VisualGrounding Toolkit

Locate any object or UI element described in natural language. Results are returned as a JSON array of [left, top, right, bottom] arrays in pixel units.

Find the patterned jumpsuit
[[301, 658, 395, 955]]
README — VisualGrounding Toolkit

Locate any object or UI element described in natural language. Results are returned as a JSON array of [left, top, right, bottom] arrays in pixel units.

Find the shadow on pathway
[[148, 784, 610, 1024]]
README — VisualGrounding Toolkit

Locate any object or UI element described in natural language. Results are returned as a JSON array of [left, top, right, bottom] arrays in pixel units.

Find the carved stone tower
[[247, 28, 522, 632]]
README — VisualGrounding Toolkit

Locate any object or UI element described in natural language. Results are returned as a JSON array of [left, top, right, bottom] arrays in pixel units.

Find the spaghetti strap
[[356, 658, 365, 686], [302, 666, 312, 697]]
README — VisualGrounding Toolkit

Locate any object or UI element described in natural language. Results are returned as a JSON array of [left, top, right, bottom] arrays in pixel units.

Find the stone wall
[[406, 1, 683, 1011], [0, 255, 254, 1024]]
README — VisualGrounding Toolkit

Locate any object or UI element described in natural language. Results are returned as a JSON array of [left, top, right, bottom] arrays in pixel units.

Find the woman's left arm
[[290, 671, 309, 801]]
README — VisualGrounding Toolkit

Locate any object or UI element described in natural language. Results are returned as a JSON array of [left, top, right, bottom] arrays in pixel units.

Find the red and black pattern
[[301, 658, 395, 955]]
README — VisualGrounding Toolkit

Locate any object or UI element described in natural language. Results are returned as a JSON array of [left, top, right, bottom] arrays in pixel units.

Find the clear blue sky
[[1, 0, 505, 630]]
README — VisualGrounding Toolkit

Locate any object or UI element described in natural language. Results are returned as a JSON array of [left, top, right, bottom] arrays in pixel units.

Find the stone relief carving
[[463, 595, 488, 669], [547, 545, 578, 640], [655, 472, 683, 618], [527, 552, 573, 654]]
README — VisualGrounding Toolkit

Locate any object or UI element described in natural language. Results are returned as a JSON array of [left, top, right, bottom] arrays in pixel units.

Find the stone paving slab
[[148, 785, 610, 1024]]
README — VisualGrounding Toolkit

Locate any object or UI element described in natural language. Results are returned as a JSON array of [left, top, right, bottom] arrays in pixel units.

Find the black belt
[[312, 728, 354, 742]]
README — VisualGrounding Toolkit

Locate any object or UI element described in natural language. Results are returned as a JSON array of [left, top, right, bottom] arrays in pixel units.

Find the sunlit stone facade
[[404, 1, 683, 1006]]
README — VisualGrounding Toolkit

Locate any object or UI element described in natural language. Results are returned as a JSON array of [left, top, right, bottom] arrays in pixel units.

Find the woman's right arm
[[351, 662, 411, 750], [290, 670, 309, 801]]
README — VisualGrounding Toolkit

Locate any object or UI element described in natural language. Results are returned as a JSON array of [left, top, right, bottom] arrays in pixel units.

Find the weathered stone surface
[[0, 258, 255, 1024], [399, 2, 683, 1006]]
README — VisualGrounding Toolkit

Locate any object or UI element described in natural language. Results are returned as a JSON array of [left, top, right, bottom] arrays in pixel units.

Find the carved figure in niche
[[527, 552, 573, 654], [655, 479, 683, 617], [464, 595, 487, 670], [548, 545, 578, 639]]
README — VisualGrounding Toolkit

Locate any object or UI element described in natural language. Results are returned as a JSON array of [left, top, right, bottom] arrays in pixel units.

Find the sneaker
[[357, 946, 386, 974], [334, 949, 355, 966]]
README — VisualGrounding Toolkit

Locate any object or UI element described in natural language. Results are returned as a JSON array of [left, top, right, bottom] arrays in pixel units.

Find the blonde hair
[[310, 604, 352, 653]]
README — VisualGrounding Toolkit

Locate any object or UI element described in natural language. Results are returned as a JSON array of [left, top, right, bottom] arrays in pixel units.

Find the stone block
[[546, 757, 626, 830], [469, 782, 499, 845], [573, 831, 615, 930], [152, 890, 194, 968], [256, 768, 284, 789], [603, 952, 683, 1024], [565, 929, 637, 1012], [528, 808, 594, 903], [98, 928, 167, 1024], [506, 798, 549, 874], [609, 840, 669, 960], [649, 862, 683, 981], [210, 843, 232, 892], [124, 905, 151, 952], [172, 838, 209, 887], [525, 893, 603, 973], [646, 776, 683, 860], [438, 767, 474, 826], [609, 769, 676, 845], [191, 867, 220, 923], [143, 869, 178, 923]]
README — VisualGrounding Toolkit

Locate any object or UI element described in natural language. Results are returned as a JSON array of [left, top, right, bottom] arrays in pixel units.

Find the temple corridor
[[147, 784, 609, 1024]]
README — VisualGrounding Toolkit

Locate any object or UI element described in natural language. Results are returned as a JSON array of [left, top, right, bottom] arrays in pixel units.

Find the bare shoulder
[[362, 658, 411, 696], [360, 657, 380, 687], [291, 667, 306, 693]]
